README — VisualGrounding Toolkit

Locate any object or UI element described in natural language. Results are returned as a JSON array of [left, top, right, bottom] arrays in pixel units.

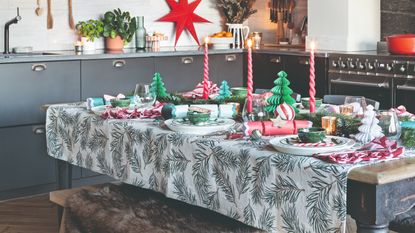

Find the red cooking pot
[[387, 34, 415, 55]]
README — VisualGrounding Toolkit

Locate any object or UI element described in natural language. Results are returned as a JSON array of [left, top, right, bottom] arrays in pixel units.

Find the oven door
[[328, 72, 393, 109], [395, 78, 415, 113]]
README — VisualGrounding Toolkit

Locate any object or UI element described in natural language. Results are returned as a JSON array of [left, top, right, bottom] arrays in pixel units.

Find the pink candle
[[309, 42, 316, 113], [246, 39, 253, 113], [202, 37, 209, 100]]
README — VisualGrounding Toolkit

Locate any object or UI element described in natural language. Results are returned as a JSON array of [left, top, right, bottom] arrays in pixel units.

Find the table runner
[[46, 103, 396, 233]]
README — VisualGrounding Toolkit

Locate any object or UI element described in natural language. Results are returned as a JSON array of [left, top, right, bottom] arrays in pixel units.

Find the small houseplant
[[76, 19, 104, 50], [102, 9, 137, 50]]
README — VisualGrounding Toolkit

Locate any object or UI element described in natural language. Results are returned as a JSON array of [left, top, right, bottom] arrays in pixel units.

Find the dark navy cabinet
[[211, 54, 244, 87]]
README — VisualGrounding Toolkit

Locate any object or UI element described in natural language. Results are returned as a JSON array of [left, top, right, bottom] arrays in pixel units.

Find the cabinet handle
[[33, 126, 45, 135], [298, 57, 310, 65], [330, 79, 390, 88], [225, 54, 236, 62], [113, 60, 126, 68], [269, 57, 281, 64], [32, 63, 47, 72], [181, 57, 194, 64], [397, 84, 415, 91]]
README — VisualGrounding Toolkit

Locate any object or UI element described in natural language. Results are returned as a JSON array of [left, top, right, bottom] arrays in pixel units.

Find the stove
[[328, 53, 415, 112]]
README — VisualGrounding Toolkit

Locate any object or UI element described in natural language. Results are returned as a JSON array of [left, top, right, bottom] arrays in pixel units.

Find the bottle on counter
[[135, 16, 146, 49]]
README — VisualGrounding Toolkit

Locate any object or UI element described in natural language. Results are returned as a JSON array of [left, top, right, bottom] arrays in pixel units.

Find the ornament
[[275, 103, 296, 120], [265, 71, 298, 114], [150, 73, 168, 98], [355, 105, 384, 143], [157, 0, 210, 46], [250, 129, 262, 140], [216, 80, 232, 100]]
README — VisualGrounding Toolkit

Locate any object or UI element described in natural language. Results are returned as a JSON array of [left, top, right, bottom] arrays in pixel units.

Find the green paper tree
[[216, 80, 232, 100], [265, 71, 299, 113], [150, 73, 168, 98]]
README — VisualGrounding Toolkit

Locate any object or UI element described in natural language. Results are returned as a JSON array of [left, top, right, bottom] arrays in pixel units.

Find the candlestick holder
[[321, 116, 337, 135]]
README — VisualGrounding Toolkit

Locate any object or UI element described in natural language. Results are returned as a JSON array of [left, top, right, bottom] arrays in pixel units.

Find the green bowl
[[301, 97, 322, 109], [231, 87, 248, 98], [110, 98, 131, 107], [187, 111, 211, 125], [298, 127, 326, 143]]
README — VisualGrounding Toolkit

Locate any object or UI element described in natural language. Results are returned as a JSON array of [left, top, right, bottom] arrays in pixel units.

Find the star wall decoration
[[157, 0, 211, 46]]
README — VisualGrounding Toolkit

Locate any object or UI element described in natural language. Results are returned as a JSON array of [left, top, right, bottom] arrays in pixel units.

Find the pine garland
[[295, 113, 361, 137]]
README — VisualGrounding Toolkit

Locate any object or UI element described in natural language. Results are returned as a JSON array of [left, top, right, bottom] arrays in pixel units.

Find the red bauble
[[157, 0, 210, 46]]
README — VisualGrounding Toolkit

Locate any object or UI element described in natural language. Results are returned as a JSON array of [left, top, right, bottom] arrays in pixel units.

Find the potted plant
[[76, 19, 104, 51], [102, 9, 137, 51]]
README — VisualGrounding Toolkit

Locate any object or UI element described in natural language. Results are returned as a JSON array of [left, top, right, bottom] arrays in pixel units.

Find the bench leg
[[55, 159, 72, 229], [356, 222, 389, 233]]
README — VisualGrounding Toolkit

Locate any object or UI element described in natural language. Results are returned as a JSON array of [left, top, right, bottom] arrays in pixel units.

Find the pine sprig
[[258, 208, 275, 232], [264, 175, 305, 207], [172, 174, 197, 204], [251, 156, 272, 204], [236, 149, 252, 198], [282, 205, 310, 233], [216, 0, 257, 23], [213, 164, 236, 204]]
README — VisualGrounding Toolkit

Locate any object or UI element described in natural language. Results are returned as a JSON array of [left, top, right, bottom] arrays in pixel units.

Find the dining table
[[45, 102, 415, 233]]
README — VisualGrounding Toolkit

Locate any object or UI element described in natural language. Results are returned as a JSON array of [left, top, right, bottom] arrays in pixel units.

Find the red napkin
[[182, 81, 219, 99], [314, 137, 405, 164], [100, 102, 164, 120], [391, 105, 415, 120]]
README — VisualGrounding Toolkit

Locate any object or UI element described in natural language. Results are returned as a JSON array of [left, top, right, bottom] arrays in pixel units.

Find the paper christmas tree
[[355, 105, 384, 143], [216, 80, 232, 100], [150, 73, 168, 98], [265, 71, 298, 114]]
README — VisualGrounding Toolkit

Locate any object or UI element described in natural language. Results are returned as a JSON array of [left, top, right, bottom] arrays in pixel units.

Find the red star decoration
[[157, 0, 210, 46]]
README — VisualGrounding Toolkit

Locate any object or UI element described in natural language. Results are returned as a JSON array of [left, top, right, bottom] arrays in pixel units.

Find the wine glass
[[134, 83, 155, 109], [344, 96, 367, 116], [377, 110, 401, 140], [242, 94, 269, 122]]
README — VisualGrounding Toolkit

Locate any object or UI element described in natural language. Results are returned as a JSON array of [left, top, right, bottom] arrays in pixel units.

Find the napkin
[[391, 105, 415, 120], [100, 102, 164, 120], [314, 137, 405, 164], [182, 81, 219, 99]]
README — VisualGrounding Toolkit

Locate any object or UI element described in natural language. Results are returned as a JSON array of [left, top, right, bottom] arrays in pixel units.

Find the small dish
[[301, 97, 322, 109], [231, 87, 248, 98], [298, 127, 326, 143], [110, 98, 131, 107], [187, 111, 211, 125]]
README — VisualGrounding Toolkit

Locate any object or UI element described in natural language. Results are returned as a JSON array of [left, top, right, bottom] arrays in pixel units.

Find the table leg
[[55, 159, 72, 229], [356, 222, 389, 233]]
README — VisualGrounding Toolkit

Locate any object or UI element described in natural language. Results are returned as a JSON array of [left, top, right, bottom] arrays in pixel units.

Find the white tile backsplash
[[0, 0, 306, 52]]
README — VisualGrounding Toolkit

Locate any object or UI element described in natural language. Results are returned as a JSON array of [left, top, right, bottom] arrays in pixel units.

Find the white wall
[[0, 0, 307, 52]]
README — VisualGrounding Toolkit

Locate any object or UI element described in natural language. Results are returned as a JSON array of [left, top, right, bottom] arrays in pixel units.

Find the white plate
[[90, 105, 135, 115], [269, 135, 355, 156], [164, 118, 235, 135]]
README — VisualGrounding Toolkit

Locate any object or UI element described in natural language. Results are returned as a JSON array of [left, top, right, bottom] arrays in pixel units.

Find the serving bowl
[[298, 127, 326, 143], [209, 37, 233, 49], [301, 97, 322, 109], [187, 111, 211, 125], [110, 98, 131, 107], [387, 34, 415, 55]]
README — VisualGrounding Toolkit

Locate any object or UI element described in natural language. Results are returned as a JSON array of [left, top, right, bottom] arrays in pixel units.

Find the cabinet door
[[154, 56, 204, 92], [81, 58, 155, 99], [283, 55, 328, 98], [210, 54, 243, 87], [252, 53, 284, 90], [0, 125, 56, 191], [0, 61, 81, 127]]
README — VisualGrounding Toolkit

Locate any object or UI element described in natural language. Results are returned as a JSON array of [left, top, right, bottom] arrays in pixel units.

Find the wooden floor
[[0, 194, 57, 233]]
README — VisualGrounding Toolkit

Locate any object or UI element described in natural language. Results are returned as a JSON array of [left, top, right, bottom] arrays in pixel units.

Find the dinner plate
[[269, 135, 355, 156], [90, 105, 135, 115], [164, 118, 235, 135]]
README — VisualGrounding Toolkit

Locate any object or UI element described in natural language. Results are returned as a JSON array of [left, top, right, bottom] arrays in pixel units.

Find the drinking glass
[[321, 116, 337, 135], [242, 94, 269, 122], [377, 110, 401, 140], [344, 96, 367, 116], [134, 83, 155, 109]]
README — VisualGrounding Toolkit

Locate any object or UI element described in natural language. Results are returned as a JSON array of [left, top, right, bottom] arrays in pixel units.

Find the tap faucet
[[4, 7, 22, 54]]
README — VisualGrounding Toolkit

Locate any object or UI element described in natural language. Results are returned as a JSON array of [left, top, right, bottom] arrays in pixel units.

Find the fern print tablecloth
[[46, 103, 373, 233]]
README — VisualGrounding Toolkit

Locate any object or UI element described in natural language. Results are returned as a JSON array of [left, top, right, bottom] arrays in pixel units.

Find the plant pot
[[105, 36, 124, 51], [81, 37, 96, 51]]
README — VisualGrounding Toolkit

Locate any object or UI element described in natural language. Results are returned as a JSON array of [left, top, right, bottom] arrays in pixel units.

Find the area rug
[[63, 183, 265, 233]]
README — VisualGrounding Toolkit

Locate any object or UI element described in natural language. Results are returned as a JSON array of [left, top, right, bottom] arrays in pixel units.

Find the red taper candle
[[202, 37, 209, 100], [309, 41, 316, 113], [246, 39, 253, 113]]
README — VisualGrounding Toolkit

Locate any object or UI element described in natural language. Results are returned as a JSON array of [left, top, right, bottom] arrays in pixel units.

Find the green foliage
[[150, 73, 168, 98], [216, 80, 232, 100], [102, 8, 137, 44], [76, 19, 104, 42], [401, 127, 415, 148], [265, 71, 298, 114]]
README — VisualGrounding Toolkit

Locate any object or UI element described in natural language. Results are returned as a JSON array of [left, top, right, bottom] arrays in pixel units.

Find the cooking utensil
[[387, 34, 415, 55], [47, 0, 53, 29], [68, 0, 75, 29], [35, 0, 43, 16]]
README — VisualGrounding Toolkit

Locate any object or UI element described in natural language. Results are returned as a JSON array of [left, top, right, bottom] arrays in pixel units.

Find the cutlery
[[68, 0, 75, 29], [35, 0, 43, 16], [47, 0, 53, 29]]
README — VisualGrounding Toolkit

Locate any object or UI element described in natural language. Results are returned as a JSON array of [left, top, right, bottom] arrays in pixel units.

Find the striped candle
[[202, 37, 209, 100], [246, 39, 253, 113], [309, 42, 316, 113]]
